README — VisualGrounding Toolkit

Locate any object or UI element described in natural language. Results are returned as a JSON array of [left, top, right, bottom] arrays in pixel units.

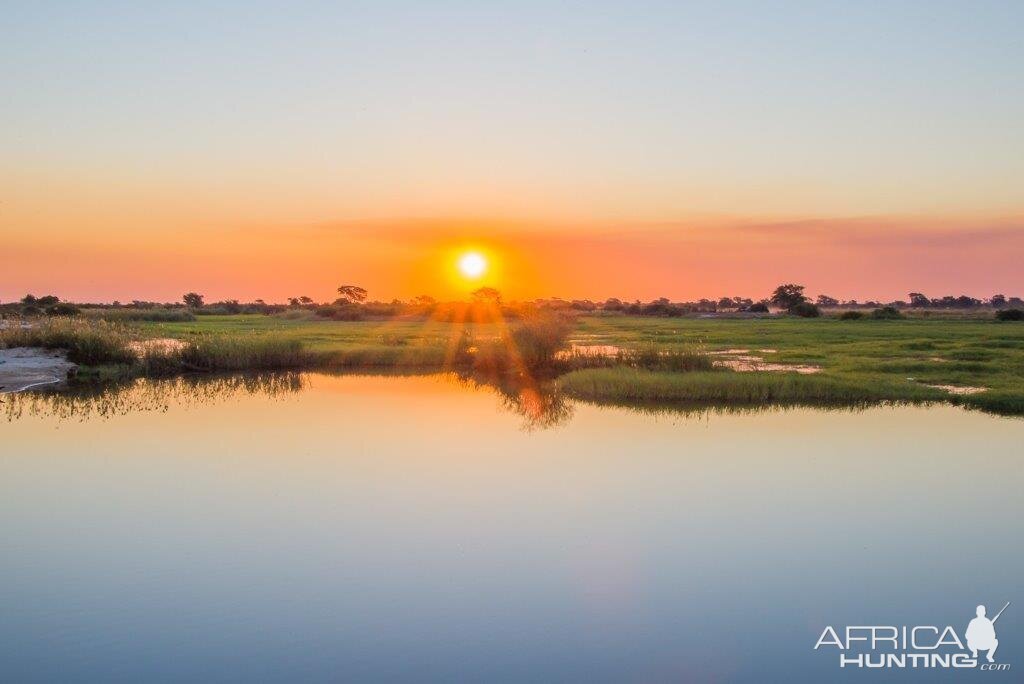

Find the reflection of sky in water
[[1, 374, 1021, 682]]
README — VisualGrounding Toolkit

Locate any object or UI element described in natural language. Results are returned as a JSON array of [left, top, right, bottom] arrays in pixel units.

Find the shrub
[[619, 345, 714, 372], [313, 304, 365, 321], [747, 302, 769, 313], [871, 306, 904, 320], [788, 302, 821, 318], [838, 310, 864, 320], [995, 308, 1024, 321], [174, 335, 309, 371], [45, 303, 81, 316], [471, 312, 574, 374], [507, 312, 574, 370]]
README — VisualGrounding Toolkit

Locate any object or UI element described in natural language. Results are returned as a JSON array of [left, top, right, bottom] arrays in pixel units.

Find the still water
[[2, 373, 1020, 682]]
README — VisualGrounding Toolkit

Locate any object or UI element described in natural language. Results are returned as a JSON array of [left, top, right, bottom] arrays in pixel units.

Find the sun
[[458, 251, 487, 279]]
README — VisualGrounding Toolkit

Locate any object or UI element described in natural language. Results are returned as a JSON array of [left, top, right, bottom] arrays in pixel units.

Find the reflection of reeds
[[3, 372, 305, 422], [446, 372, 574, 431]]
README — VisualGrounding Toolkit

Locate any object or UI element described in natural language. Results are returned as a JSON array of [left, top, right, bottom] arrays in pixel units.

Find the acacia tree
[[908, 292, 930, 308], [816, 294, 839, 307], [770, 284, 807, 309], [183, 292, 204, 308], [336, 285, 368, 303], [472, 287, 502, 305]]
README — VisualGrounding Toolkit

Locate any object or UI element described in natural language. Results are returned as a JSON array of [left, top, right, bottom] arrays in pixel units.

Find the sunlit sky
[[2, 1, 1022, 302]]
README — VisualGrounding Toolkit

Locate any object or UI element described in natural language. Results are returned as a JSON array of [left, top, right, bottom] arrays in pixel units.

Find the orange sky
[[3, 4, 1022, 304], [3, 210, 1022, 304]]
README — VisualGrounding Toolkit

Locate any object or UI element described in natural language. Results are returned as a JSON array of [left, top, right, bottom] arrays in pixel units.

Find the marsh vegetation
[[4, 287, 1024, 415]]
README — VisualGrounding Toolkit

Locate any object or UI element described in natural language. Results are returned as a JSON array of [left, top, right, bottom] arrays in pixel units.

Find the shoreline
[[0, 347, 76, 394]]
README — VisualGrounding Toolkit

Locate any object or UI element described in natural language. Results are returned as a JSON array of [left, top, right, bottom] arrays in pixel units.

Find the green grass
[[568, 315, 1024, 413], [558, 367, 945, 407], [6, 313, 1024, 416], [83, 307, 195, 322], [141, 314, 492, 355]]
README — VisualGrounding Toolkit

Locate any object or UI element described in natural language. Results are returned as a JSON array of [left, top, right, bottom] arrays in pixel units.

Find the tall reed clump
[[560, 343, 714, 373], [558, 367, 945, 406], [0, 317, 136, 365], [619, 344, 714, 372], [472, 312, 575, 375], [171, 335, 310, 371], [508, 312, 575, 370]]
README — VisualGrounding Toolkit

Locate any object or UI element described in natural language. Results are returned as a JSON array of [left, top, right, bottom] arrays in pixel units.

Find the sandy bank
[[0, 347, 77, 393]]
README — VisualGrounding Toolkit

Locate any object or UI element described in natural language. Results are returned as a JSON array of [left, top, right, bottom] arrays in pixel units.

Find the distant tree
[[299, 296, 314, 305], [45, 303, 80, 317], [183, 292, 204, 308], [472, 287, 502, 305], [908, 292, 930, 308], [336, 285, 368, 303], [603, 298, 625, 311], [747, 301, 770, 313], [871, 306, 904, 320], [770, 284, 807, 309], [288, 297, 301, 307], [1009, 297, 1024, 308], [21, 294, 37, 305], [717, 297, 735, 309], [991, 294, 1007, 308], [788, 302, 821, 318], [37, 295, 60, 306], [815, 294, 839, 307], [413, 294, 436, 307]]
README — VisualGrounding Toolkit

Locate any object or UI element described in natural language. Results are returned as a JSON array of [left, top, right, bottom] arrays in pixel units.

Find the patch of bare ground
[[0, 347, 76, 393], [923, 384, 987, 395], [710, 349, 821, 374]]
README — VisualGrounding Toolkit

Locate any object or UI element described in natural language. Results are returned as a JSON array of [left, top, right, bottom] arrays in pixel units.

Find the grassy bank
[[0, 313, 577, 380], [4, 313, 1024, 416], [558, 367, 945, 407]]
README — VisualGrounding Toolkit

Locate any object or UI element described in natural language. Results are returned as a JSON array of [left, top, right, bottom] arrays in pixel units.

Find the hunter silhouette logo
[[815, 601, 1012, 671], [966, 602, 1009, 663]]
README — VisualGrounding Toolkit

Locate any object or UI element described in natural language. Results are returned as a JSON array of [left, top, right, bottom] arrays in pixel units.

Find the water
[[2, 373, 1021, 682]]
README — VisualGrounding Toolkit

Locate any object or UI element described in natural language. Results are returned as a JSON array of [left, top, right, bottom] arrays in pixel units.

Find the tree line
[[4, 283, 1023, 321]]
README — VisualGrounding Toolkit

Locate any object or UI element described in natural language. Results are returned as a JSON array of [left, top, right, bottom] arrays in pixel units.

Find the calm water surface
[[2, 373, 1021, 682]]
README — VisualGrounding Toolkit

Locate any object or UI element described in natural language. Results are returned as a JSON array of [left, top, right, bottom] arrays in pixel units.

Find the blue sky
[[2, 1, 1022, 300]]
